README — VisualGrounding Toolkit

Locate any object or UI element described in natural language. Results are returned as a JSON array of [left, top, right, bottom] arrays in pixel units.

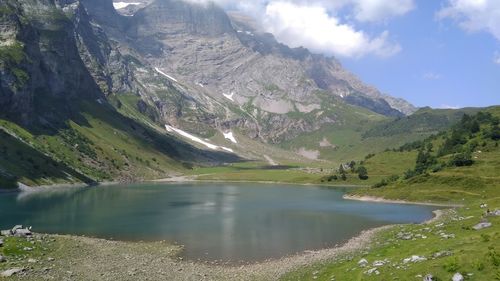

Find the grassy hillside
[[0, 99, 239, 188], [281, 106, 500, 281], [280, 107, 475, 164], [350, 106, 500, 204]]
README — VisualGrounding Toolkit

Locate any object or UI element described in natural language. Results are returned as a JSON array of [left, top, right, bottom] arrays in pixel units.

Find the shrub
[[489, 250, 500, 267], [449, 152, 474, 167], [443, 257, 460, 272], [372, 180, 387, 188]]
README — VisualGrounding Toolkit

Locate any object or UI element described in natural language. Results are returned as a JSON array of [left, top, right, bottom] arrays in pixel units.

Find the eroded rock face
[[1, 0, 416, 143], [0, 0, 105, 124]]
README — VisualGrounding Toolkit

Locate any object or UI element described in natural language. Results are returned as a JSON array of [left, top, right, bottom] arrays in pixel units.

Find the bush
[[430, 163, 444, 173], [372, 180, 387, 188], [443, 257, 460, 272], [326, 175, 338, 182], [449, 152, 474, 167], [404, 169, 418, 179]]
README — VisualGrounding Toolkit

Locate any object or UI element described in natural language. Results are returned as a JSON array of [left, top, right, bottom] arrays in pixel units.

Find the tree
[[357, 166, 368, 180], [489, 125, 500, 141], [339, 164, 347, 180], [415, 150, 436, 174]]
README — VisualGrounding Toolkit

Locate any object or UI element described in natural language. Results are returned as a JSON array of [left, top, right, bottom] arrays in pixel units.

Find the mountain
[[0, 0, 446, 188], [0, 0, 239, 187]]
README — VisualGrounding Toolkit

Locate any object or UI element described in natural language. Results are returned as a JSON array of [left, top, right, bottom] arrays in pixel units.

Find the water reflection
[[0, 183, 437, 262]]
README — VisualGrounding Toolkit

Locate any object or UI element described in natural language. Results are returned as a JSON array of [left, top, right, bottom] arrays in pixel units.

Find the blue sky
[[197, 0, 500, 109], [341, 1, 500, 108]]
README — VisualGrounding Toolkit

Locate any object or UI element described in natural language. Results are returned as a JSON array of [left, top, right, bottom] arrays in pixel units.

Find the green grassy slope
[[280, 107, 477, 164], [281, 106, 500, 281], [350, 106, 500, 204], [0, 100, 239, 188]]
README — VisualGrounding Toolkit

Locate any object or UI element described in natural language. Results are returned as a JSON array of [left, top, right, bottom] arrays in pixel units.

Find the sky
[[187, 0, 500, 109]]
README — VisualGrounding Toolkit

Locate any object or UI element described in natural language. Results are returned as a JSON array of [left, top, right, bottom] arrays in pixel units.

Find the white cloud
[[494, 52, 500, 65], [423, 72, 442, 80], [264, 2, 401, 58], [439, 104, 461, 109], [437, 0, 500, 40], [352, 0, 415, 22], [183, 0, 413, 58]]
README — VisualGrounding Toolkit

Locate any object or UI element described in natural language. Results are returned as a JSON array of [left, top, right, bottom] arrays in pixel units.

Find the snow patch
[[113, 2, 140, 9], [155, 68, 178, 82], [223, 131, 237, 144], [223, 92, 235, 101], [165, 125, 234, 153], [264, 155, 278, 166]]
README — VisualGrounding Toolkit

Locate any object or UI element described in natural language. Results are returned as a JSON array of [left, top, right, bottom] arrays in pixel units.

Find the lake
[[0, 183, 437, 262]]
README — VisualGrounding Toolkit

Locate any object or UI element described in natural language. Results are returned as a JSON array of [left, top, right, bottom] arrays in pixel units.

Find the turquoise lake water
[[0, 183, 437, 262]]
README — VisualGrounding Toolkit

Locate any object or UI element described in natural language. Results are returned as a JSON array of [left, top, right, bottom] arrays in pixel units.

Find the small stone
[[47, 257, 55, 261], [23, 247, 33, 251], [0, 255, 6, 263], [452, 272, 464, 281], [433, 251, 453, 258], [27, 259, 37, 263], [365, 268, 379, 275], [1, 268, 24, 277], [373, 260, 385, 267], [473, 222, 492, 230]]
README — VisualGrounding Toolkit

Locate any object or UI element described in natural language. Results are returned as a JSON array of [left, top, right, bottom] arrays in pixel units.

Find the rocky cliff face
[[0, 0, 107, 125], [1, 0, 416, 145]]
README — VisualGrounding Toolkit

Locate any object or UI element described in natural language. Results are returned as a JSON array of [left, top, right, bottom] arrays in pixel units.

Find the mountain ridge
[[0, 0, 463, 188]]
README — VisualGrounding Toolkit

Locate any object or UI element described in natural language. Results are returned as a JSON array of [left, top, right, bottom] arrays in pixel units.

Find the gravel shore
[[343, 194, 463, 207], [3, 225, 393, 281]]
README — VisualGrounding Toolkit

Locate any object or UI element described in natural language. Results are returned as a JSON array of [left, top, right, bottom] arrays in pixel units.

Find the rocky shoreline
[[0, 207, 448, 280]]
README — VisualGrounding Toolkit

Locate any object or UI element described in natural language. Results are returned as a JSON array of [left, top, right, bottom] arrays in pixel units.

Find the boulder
[[452, 272, 464, 281], [403, 255, 427, 263], [0, 230, 11, 236], [423, 274, 434, 281], [358, 258, 368, 267], [0, 255, 6, 262], [472, 222, 492, 230], [1, 268, 23, 277], [0, 238, 3, 247], [13, 228, 32, 238], [11, 225, 23, 232]]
